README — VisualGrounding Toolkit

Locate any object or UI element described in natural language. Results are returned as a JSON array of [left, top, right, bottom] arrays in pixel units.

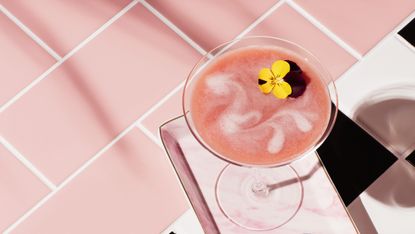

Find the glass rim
[[182, 35, 338, 168]]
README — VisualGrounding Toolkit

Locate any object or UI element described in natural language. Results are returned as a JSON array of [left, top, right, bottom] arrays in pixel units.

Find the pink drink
[[190, 46, 331, 166]]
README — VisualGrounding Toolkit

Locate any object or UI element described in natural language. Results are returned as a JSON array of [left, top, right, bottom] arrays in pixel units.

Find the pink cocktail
[[183, 37, 337, 231], [191, 46, 331, 166]]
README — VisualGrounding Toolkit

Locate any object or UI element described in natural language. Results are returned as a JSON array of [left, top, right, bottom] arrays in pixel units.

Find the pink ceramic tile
[[11, 129, 189, 234], [249, 4, 357, 79], [148, 0, 279, 50], [0, 144, 49, 231], [142, 90, 182, 136], [295, 0, 415, 54], [0, 13, 55, 106], [0, 5, 201, 183], [0, 0, 131, 55]]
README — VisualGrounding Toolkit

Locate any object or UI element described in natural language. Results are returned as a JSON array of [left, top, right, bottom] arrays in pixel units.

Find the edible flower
[[258, 60, 292, 99]]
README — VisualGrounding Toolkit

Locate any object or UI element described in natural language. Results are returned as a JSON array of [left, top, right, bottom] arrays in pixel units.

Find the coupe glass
[[183, 36, 338, 231]]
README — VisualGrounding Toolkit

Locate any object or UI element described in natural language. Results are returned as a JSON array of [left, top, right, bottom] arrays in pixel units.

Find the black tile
[[398, 18, 415, 47], [406, 151, 415, 167], [317, 107, 397, 206]]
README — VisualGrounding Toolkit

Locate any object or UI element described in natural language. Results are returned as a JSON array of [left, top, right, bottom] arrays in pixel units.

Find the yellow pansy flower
[[258, 60, 292, 99]]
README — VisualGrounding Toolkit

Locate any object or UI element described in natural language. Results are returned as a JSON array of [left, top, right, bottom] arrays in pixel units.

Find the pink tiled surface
[[11, 129, 189, 234], [295, 0, 415, 54], [1, 0, 414, 233], [0, 13, 55, 106], [0, 4, 200, 184], [248, 4, 357, 78], [0, 145, 49, 232], [142, 90, 183, 136], [148, 0, 279, 50], [0, 0, 131, 55]]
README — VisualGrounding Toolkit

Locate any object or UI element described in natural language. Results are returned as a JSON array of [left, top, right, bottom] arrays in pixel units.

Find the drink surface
[[190, 46, 331, 166]]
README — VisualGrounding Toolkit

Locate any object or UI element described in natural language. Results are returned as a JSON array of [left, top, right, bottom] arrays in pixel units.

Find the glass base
[[215, 164, 303, 231]]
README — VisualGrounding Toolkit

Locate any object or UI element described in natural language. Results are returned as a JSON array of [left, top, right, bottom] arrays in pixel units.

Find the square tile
[[406, 151, 415, 167], [317, 109, 397, 206], [0, 5, 201, 183], [398, 17, 415, 48], [249, 4, 357, 79], [11, 129, 189, 234], [0, 13, 55, 106], [335, 35, 415, 232], [295, 0, 415, 54], [336, 36, 415, 156], [0, 0, 131, 55], [359, 160, 415, 233], [148, 0, 279, 51], [0, 144, 49, 232]]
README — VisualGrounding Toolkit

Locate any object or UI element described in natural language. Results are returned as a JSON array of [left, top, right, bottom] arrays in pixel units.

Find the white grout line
[[0, 4, 62, 61], [335, 11, 415, 85], [136, 123, 162, 148], [213, 0, 287, 56], [140, 0, 207, 56], [0, 61, 54, 113], [2, 79, 186, 233], [0, 0, 141, 113], [138, 81, 186, 123], [135, 0, 286, 127], [2, 119, 140, 234], [235, 0, 286, 40], [0, 136, 56, 191], [287, 0, 363, 60]]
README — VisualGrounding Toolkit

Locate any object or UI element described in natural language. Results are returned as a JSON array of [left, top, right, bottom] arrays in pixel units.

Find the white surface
[[336, 36, 415, 157], [161, 209, 204, 234], [336, 35, 415, 233]]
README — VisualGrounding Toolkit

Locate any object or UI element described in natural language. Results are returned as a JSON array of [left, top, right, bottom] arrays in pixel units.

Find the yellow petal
[[272, 81, 292, 99], [258, 68, 274, 80], [271, 60, 290, 79], [259, 82, 275, 94], [258, 68, 275, 94]]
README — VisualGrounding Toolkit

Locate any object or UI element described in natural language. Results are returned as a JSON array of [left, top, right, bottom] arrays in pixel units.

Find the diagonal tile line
[[287, 0, 363, 60], [136, 123, 162, 147], [335, 11, 415, 85], [2, 79, 187, 233], [234, 0, 286, 40], [0, 136, 56, 191], [213, 0, 286, 57], [133, 0, 287, 138], [0, 4, 62, 61], [140, 0, 207, 56], [0, 0, 141, 113], [2, 121, 140, 234]]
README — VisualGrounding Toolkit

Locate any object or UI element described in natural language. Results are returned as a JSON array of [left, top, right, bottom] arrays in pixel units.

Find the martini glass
[[183, 36, 338, 231]]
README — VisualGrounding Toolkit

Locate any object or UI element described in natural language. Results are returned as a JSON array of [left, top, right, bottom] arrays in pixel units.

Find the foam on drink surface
[[190, 46, 331, 166]]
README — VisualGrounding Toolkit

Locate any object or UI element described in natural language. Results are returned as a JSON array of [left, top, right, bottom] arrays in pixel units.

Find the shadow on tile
[[347, 197, 377, 234], [2, 1, 129, 145], [354, 85, 415, 208], [0, 15, 52, 66], [5, 0, 129, 55], [148, 0, 270, 51]]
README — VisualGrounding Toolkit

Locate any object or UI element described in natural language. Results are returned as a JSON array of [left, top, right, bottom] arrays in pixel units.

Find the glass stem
[[251, 168, 269, 197]]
